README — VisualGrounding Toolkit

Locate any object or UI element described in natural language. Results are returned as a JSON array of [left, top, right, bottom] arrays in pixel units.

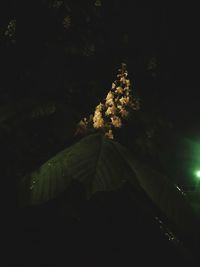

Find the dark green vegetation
[[2, 92, 199, 267], [10, 105, 199, 266], [1, 1, 200, 266]]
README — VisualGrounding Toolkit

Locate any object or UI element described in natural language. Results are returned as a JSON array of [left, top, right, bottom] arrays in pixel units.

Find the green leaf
[[19, 134, 139, 206], [19, 133, 200, 240], [114, 143, 200, 240]]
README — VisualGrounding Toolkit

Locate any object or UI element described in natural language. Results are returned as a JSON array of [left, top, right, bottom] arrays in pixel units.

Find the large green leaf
[[19, 133, 200, 240], [19, 134, 140, 206]]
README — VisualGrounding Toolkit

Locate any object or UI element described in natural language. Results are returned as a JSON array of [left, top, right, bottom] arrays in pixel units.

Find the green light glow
[[195, 170, 200, 179]]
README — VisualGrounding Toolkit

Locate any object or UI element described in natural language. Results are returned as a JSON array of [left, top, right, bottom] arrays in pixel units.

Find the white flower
[[106, 91, 113, 100], [117, 104, 123, 110], [75, 117, 88, 136], [93, 109, 104, 128], [125, 90, 129, 96], [120, 77, 126, 84], [115, 86, 123, 94], [96, 102, 104, 111], [119, 96, 130, 105], [106, 91, 114, 106], [124, 71, 128, 77], [111, 116, 122, 128], [125, 79, 130, 87], [105, 105, 116, 116], [112, 83, 116, 89], [105, 129, 114, 139]]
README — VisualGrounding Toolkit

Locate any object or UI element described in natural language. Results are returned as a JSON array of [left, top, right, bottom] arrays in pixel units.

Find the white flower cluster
[[75, 63, 140, 139], [5, 19, 16, 38], [93, 103, 104, 128], [63, 16, 71, 30]]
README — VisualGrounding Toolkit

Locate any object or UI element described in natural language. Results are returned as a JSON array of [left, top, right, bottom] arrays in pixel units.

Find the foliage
[[20, 133, 200, 243], [1, 3, 199, 265], [15, 62, 199, 247], [19, 133, 139, 205]]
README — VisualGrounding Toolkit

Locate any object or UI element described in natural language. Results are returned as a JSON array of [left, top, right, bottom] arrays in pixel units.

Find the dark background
[[1, 1, 200, 266], [1, 1, 199, 200], [1, 0, 200, 211], [1, 0, 199, 116], [2, 1, 200, 133]]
